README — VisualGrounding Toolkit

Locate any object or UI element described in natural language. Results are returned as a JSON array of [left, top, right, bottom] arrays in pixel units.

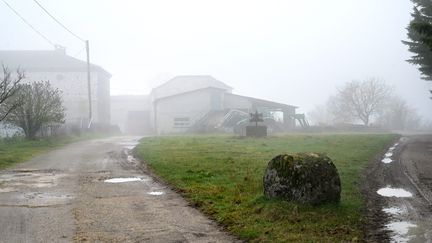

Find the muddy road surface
[[0, 137, 237, 243], [363, 135, 432, 243]]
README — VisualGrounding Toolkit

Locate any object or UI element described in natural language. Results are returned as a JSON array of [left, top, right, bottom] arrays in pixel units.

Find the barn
[[148, 75, 299, 135]]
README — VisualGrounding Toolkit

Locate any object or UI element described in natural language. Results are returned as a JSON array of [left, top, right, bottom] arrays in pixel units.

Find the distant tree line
[[0, 65, 65, 139], [308, 78, 423, 131]]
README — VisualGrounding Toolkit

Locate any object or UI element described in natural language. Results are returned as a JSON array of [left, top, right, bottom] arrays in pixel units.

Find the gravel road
[[363, 134, 432, 243], [0, 137, 237, 243]]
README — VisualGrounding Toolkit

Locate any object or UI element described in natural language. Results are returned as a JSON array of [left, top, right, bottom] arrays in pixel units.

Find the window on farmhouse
[[174, 117, 190, 127]]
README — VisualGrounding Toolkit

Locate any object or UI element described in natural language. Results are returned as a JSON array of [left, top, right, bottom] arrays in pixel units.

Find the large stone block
[[263, 153, 341, 205]]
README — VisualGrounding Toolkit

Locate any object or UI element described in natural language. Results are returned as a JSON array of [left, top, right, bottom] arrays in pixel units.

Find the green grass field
[[0, 133, 104, 169], [136, 134, 396, 242]]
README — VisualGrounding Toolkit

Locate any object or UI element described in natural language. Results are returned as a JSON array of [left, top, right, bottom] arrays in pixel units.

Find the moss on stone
[[263, 153, 341, 205]]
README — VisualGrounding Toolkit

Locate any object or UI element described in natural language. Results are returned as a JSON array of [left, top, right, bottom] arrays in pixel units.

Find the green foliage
[[3, 81, 65, 139], [403, 0, 432, 81], [136, 134, 396, 242]]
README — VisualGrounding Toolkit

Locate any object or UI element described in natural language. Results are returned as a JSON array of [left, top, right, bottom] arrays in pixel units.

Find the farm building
[[111, 95, 151, 134], [143, 75, 300, 134], [0, 48, 111, 127]]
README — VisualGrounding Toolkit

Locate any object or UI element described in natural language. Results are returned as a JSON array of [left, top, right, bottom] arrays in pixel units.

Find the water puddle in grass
[[104, 177, 144, 183], [147, 191, 164, 196], [385, 152, 393, 157], [382, 157, 393, 164], [386, 221, 417, 243], [377, 187, 413, 198]]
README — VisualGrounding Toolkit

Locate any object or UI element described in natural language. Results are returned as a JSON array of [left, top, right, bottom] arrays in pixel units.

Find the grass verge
[[136, 133, 396, 242], [0, 133, 106, 169]]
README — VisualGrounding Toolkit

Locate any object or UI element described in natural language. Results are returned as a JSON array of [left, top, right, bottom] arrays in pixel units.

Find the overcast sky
[[1, 0, 431, 120]]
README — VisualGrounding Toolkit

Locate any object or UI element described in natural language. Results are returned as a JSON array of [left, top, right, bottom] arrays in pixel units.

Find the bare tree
[[328, 78, 391, 126], [0, 65, 24, 121], [377, 96, 422, 131], [307, 104, 335, 126], [3, 81, 65, 139]]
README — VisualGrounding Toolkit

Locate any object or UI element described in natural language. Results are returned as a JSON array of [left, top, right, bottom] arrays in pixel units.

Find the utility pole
[[29, 0, 93, 128], [86, 40, 92, 128]]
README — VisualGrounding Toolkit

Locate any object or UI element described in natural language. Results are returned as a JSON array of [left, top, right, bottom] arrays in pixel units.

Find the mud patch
[[377, 187, 413, 198]]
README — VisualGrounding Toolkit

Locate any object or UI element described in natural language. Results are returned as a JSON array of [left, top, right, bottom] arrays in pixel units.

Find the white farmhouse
[[0, 49, 111, 127]]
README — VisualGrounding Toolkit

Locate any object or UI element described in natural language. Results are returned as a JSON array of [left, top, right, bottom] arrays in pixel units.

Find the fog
[[1, 0, 431, 122]]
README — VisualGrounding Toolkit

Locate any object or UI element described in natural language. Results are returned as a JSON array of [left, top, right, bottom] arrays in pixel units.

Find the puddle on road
[[118, 141, 139, 150], [104, 177, 145, 183], [127, 155, 135, 163], [9, 192, 74, 207], [377, 187, 413, 198], [0, 171, 65, 192], [0, 187, 17, 193], [383, 207, 418, 243], [382, 143, 397, 164], [383, 207, 405, 215], [386, 221, 417, 243], [147, 191, 164, 196]]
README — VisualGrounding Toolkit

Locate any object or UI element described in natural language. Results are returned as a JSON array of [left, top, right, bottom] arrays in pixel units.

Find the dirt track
[[363, 135, 432, 243], [0, 137, 237, 243]]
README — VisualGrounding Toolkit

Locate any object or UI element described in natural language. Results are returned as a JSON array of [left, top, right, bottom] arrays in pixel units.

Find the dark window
[[174, 117, 190, 127]]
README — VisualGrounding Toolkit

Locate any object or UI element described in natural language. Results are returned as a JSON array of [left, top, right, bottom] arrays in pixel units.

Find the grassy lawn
[[0, 133, 105, 169], [136, 134, 396, 242]]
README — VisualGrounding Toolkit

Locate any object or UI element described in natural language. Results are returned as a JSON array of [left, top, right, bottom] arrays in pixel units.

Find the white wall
[[224, 94, 252, 111], [154, 90, 212, 134], [22, 71, 104, 124]]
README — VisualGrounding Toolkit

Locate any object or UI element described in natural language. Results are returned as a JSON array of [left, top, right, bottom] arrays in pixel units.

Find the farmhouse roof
[[151, 75, 232, 100], [226, 93, 298, 109], [0, 49, 111, 77]]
